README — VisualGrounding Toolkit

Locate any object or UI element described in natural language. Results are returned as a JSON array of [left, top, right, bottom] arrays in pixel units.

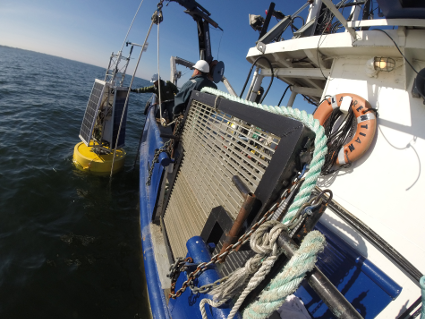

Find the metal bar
[[245, 66, 260, 100], [232, 175, 251, 200], [221, 76, 237, 96], [292, 86, 322, 96], [277, 231, 364, 319], [259, 2, 275, 39], [262, 68, 330, 80], [321, 0, 357, 39], [347, 18, 425, 28], [219, 192, 257, 261], [339, 1, 366, 9], [314, 187, 424, 285], [287, 89, 298, 107], [360, 0, 371, 30]]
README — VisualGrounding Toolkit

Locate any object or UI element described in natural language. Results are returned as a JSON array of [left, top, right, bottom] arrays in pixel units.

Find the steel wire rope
[[120, 0, 146, 52], [156, 17, 180, 128], [156, 18, 165, 125], [210, 27, 224, 61], [239, 56, 274, 104], [109, 19, 156, 182]]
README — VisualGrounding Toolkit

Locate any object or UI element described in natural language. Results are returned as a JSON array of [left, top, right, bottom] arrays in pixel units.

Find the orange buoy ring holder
[[314, 93, 377, 165]]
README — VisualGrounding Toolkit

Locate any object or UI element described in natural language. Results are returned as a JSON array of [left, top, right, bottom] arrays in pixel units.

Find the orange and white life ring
[[314, 93, 377, 165]]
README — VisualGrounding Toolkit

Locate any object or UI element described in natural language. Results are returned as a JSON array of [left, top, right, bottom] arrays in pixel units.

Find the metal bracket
[[256, 42, 267, 53]]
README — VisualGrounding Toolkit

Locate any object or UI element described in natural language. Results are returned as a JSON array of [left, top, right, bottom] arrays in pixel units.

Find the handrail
[[347, 18, 425, 28]]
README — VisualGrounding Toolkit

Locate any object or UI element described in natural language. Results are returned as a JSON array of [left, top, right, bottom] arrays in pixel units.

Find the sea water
[[0, 45, 152, 318]]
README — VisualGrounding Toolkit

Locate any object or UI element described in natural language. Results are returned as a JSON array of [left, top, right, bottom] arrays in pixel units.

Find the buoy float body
[[73, 141, 126, 175]]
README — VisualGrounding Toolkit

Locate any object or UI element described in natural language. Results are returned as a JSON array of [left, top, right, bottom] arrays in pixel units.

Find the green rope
[[243, 231, 326, 319], [200, 88, 328, 222]]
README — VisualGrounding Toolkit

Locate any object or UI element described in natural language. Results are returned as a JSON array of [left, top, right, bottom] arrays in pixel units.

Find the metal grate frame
[[163, 91, 315, 259]]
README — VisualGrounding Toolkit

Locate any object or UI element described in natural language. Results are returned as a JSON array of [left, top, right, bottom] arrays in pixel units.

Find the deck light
[[374, 57, 395, 72], [366, 57, 395, 77]]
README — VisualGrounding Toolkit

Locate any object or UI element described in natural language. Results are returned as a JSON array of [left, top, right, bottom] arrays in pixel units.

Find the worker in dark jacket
[[173, 60, 217, 116], [131, 74, 178, 120]]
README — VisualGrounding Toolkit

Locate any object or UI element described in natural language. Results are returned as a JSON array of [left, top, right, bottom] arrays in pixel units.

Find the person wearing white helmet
[[173, 60, 217, 117], [131, 73, 178, 117]]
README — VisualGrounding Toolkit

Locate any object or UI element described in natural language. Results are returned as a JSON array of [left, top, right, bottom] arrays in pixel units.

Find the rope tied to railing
[[243, 230, 326, 319], [199, 222, 326, 319]]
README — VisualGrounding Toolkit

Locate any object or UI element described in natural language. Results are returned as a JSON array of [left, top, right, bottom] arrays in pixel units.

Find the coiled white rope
[[199, 222, 325, 319]]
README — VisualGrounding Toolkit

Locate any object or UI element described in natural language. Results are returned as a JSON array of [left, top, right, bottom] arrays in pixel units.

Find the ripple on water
[[0, 46, 152, 318]]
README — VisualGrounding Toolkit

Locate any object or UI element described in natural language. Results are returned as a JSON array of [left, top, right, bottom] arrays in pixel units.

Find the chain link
[[146, 114, 184, 186], [167, 115, 184, 158], [168, 178, 302, 299], [188, 275, 230, 294], [146, 140, 171, 186], [168, 257, 193, 296]]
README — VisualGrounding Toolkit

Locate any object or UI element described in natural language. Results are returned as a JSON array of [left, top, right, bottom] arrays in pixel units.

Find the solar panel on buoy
[[79, 79, 106, 146]]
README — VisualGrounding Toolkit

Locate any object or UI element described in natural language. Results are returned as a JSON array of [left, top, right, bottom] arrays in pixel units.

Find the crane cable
[[157, 16, 165, 126], [120, 0, 146, 53], [109, 20, 156, 182]]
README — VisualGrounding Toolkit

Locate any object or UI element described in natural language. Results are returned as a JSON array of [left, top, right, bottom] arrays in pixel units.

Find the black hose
[[239, 56, 274, 104], [278, 85, 293, 106], [321, 108, 356, 175]]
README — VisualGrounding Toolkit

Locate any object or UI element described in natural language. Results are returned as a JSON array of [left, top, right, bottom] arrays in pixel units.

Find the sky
[[0, 0, 318, 112]]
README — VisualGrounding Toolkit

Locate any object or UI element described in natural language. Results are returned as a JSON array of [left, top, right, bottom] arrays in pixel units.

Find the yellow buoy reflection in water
[[73, 142, 126, 175]]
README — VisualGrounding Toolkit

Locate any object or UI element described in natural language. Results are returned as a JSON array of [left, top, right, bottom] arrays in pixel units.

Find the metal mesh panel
[[164, 99, 281, 258], [79, 80, 106, 145], [213, 240, 252, 276]]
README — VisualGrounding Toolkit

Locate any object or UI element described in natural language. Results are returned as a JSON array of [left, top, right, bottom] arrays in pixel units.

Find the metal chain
[[168, 178, 303, 299], [146, 140, 171, 186], [168, 257, 193, 295], [167, 115, 184, 157], [188, 275, 230, 294], [146, 114, 183, 186]]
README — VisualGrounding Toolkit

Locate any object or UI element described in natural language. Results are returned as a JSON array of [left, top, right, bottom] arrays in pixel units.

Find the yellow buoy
[[73, 141, 126, 175]]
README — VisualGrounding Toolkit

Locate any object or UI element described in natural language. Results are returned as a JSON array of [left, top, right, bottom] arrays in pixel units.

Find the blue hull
[[139, 107, 239, 319], [139, 107, 171, 319]]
